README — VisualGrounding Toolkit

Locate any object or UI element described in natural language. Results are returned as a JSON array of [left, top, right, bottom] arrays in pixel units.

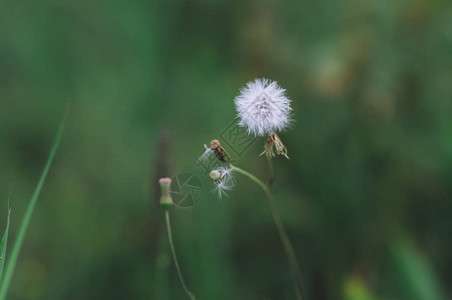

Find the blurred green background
[[1, 0, 452, 299]]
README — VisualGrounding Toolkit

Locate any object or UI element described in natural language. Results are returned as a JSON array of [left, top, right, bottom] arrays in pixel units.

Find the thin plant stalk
[[164, 209, 196, 300], [0, 112, 66, 300], [154, 236, 170, 300], [266, 157, 275, 188], [230, 164, 304, 300]]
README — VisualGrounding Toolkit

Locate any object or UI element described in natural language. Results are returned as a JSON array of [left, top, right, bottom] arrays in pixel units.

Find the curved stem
[[230, 165, 304, 300], [165, 209, 196, 300]]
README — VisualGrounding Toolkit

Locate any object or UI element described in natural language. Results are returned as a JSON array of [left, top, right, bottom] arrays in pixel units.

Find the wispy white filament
[[234, 79, 292, 136], [199, 148, 213, 162], [212, 167, 235, 198]]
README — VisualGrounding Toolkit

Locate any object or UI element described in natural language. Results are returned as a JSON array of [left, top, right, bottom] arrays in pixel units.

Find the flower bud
[[159, 177, 173, 208], [209, 170, 221, 181]]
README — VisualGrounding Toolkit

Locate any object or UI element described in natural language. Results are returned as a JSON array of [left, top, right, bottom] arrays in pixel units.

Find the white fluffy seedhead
[[235, 79, 292, 137]]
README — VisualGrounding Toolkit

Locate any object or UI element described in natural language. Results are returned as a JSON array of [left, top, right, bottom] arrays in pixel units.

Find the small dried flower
[[200, 139, 230, 164], [209, 139, 230, 163], [235, 78, 292, 137], [262, 133, 289, 159]]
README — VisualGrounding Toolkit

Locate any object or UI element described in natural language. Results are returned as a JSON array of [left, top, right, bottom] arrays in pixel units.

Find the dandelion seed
[[214, 181, 232, 198], [235, 78, 292, 137], [199, 147, 213, 161], [209, 167, 235, 198]]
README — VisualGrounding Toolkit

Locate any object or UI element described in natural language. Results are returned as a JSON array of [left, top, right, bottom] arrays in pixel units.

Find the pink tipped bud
[[159, 177, 173, 208], [159, 177, 172, 184]]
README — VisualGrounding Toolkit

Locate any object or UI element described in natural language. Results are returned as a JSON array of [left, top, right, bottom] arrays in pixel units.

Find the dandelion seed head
[[234, 78, 292, 136]]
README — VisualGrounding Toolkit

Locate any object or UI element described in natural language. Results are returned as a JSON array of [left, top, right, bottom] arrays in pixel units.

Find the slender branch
[[230, 165, 304, 300], [164, 209, 196, 300]]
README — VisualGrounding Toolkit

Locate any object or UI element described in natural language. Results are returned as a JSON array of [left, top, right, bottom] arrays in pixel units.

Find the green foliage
[[0, 116, 65, 300], [0, 0, 451, 299], [0, 186, 12, 283], [389, 238, 445, 300]]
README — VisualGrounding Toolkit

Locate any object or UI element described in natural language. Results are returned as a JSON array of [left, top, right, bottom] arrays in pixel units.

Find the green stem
[[154, 235, 170, 300], [164, 209, 196, 300], [230, 165, 304, 300], [266, 157, 275, 188]]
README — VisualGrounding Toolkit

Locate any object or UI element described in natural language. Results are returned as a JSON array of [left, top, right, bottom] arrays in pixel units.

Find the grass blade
[[0, 113, 66, 300], [389, 238, 445, 300], [0, 184, 12, 282]]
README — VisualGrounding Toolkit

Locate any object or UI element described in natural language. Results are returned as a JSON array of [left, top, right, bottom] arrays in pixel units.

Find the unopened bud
[[209, 170, 221, 181], [159, 177, 173, 208]]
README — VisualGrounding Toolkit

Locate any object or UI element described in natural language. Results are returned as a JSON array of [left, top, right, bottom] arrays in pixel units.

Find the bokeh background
[[1, 0, 452, 299]]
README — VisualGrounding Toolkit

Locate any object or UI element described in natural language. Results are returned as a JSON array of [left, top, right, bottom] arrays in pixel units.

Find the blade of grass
[[0, 184, 12, 282], [389, 238, 444, 300], [0, 111, 66, 300]]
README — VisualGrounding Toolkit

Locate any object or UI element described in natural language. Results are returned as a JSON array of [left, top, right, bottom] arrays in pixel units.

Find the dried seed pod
[[209, 139, 230, 163], [261, 133, 289, 159]]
